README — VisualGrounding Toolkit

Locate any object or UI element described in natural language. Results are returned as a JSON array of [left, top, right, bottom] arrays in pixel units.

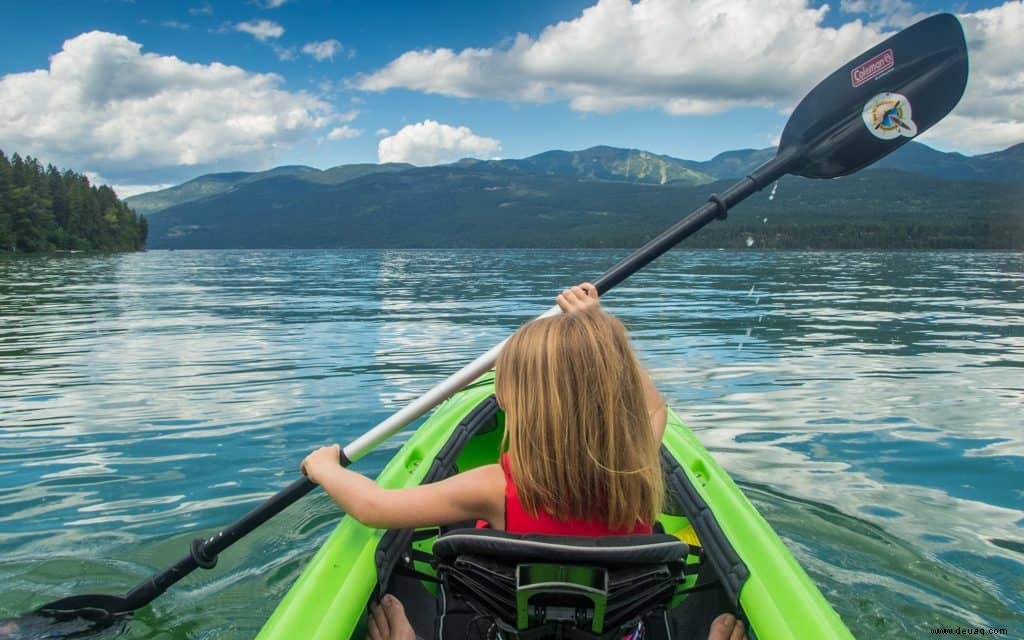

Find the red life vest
[[480, 453, 652, 536]]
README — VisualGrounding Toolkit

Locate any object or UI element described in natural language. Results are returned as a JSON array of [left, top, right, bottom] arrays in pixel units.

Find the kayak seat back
[[434, 529, 689, 640]]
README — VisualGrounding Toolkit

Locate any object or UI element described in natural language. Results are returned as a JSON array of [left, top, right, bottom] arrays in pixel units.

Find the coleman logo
[[852, 49, 894, 87]]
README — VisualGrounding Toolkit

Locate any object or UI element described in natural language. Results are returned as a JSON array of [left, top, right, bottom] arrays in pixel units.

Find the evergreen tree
[[0, 149, 146, 253], [0, 152, 14, 251]]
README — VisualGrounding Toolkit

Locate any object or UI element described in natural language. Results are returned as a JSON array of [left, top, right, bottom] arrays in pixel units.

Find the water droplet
[[769, 181, 778, 201], [745, 236, 755, 247], [745, 328, 752, 337], [749, 285, 756, 295], [762, 217, 768, 224]]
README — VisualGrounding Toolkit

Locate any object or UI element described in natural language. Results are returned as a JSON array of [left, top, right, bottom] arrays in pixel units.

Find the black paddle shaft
[[37, 476, 317, 618], [593, 148, 798, 296], [127, 477, 317, 610]]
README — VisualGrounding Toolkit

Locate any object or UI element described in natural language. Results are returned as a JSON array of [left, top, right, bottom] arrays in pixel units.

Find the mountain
[[483, 146, 715, 186], [137, 141, 1023, 250], [696, 142, 1024, 182], [144, 162, 1022, 250], [130, 142, 1021, 218], [125, 162, 413, 215]]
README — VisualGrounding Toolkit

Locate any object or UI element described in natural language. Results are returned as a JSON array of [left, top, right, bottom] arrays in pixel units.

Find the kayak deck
[[257, 374, 852, 639]]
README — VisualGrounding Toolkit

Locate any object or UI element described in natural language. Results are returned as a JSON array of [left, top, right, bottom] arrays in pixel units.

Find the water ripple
[[1, 249, 1021, 638]]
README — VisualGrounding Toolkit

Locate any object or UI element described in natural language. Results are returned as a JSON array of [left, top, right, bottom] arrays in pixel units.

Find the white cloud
[[0, 31, 336, 182], [355, 0, 1024, 152], [839, 0, 927, 28], [327, 126, 361, 140], [919, 1, 1024, 153], [376, 128, 391, 137], [273, 44, 297, 61], [235, 19, 283, 41], [378, 120, 501, 165], [116, 183, 176, 199], [302, 39, 343, 61], [189, 4, 213, 16], [85, 171, 172, 199], [356, 0, 883, 115], [260, 0, 289, 7]]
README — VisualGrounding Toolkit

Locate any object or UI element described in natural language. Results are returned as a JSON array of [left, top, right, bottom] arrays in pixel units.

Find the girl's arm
[[558, 283, 668, 443], [301, 445, 505, 530]]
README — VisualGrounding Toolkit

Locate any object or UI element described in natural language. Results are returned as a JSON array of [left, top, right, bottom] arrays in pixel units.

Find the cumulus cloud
[[355, 0, 1024, 152], [327, 126, 361, 140], [273, 44, 297, 61], [235, 19, 283, 41], [919, 1, 1024, 153], [839, 0, 927, 28], [0, 31, 338, 183], [356, 0, 883, 115], [378, 120, 501, 165], [302, 39, 343, 61]]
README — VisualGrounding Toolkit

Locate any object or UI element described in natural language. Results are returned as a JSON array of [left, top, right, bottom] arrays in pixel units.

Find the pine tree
[[0, 148, 146, 253]]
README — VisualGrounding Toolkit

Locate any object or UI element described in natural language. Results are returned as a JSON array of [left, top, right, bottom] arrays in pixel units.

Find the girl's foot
[[708, 613, 747, 640], [366, 594, 416, 640]]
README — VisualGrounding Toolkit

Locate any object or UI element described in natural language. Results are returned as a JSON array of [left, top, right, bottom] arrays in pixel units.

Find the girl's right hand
[[301, 444, 341, 485], [556, 282, 600, 314]]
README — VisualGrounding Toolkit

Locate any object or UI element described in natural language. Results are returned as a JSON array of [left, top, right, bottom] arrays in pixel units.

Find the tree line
[[0, 150, 147, 253]]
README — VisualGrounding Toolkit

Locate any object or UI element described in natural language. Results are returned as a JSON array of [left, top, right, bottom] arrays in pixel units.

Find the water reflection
[[0, 249, 1021, 637]]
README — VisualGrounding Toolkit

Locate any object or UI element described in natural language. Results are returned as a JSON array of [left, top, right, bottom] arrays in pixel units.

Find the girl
[[301, 283, 745, 640]]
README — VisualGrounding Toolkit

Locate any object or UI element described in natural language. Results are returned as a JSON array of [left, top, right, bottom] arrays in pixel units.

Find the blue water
[[1, 250, 1021, 638]]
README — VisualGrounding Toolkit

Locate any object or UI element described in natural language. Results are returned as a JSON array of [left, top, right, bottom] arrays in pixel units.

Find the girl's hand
[[301, 444, 341, 484], [556, 282, 600, 314]]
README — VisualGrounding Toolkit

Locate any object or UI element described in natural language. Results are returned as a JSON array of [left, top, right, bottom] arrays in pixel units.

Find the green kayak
[[256, 372, 853, 640]]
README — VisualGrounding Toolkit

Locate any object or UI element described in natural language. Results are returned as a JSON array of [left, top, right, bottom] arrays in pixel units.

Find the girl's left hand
[[556, 282, 600, 314], [301, 444, 341, 484]]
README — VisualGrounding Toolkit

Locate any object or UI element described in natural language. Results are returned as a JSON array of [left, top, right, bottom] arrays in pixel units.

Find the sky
[[0, 0, 1020, 197]]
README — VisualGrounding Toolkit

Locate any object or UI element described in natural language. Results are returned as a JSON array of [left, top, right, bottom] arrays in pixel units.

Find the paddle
[[31, 12, 967, 627]]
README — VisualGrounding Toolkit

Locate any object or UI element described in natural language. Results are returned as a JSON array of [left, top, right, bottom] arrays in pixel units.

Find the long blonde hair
[[495, 307, 663, 530]]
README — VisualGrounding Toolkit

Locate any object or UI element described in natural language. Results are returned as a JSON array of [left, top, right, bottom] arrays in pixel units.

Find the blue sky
[[0, 0, 1019, 195]]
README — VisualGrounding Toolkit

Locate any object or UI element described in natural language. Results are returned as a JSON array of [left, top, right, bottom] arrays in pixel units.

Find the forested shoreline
[[0, 150, 147, 253]]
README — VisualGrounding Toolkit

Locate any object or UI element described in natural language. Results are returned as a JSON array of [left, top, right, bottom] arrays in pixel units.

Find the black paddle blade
[[780, 13, 968, 179], [34, 593, 129, 625], [0, 614, 123, 640], [0, 597, 128, 640]]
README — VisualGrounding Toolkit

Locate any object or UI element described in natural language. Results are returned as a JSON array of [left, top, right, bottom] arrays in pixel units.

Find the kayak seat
[[433, 528, 690, 640]]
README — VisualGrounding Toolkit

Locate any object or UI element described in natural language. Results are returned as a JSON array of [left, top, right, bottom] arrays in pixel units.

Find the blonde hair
[[495, 307, 663, 530]]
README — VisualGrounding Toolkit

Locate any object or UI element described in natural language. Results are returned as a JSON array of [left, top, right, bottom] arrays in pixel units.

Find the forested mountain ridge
[[128, 141, 1024, 222], [125, 162, 415, 215], [0, 150, 147, 253], [145, 163, 1022, 250]]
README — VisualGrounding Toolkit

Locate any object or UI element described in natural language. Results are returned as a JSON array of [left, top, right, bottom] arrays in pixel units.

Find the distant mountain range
[[132, 142, 1023, 250]]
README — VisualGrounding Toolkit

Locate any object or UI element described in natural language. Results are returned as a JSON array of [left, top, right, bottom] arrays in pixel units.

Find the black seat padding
[[433, 529, 690, 639], [434, 529, 688, 565]]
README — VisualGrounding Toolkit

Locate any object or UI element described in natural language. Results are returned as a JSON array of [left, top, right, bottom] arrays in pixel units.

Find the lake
[[1, 249, 1021, 638]]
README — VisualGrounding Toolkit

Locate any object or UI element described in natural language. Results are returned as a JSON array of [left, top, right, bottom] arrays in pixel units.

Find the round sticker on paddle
[[862, 92, 918, 140]]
